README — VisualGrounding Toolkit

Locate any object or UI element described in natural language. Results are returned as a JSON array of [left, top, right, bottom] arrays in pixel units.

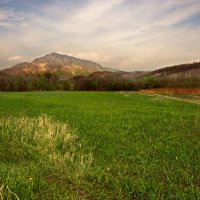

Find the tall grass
[[0, 115, 93, 199]]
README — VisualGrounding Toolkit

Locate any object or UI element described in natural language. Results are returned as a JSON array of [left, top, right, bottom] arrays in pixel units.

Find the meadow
[[0, 92, 199, 199]]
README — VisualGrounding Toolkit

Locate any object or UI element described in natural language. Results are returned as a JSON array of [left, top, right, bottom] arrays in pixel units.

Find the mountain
[[1, 52, 110, 78], [1, 53, 200, 82]]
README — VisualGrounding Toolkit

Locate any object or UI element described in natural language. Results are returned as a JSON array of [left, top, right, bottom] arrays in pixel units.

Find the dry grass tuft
[[1, 115, 93, 167], [0, 114, 94, 199]]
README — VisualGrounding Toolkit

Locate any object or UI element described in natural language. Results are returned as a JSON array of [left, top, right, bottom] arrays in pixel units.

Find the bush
[[140, 77, 159, 89]]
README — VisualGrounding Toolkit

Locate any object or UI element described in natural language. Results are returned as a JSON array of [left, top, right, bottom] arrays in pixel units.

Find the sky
[[0, 0, 200, 71]]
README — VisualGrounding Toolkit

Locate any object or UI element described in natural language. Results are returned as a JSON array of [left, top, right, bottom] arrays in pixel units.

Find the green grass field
[[0, 92, 199, 199]]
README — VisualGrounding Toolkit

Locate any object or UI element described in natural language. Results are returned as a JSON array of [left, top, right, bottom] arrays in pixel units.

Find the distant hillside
[[87, 61, 200, 81], [1, 52, 112, 78], [72, 61, 200, 90], [148, 62, 200, 80]]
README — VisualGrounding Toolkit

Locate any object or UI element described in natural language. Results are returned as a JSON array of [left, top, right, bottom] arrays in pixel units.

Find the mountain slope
[[148, 62, 200, 80], [83, 61, 200, 84], [2, 52, 107, 77]]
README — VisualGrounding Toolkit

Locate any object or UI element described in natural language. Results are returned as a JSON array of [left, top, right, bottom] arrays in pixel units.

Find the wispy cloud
[[0, 0, 200, 70], [8, 55, 22, 61], [73, 0, 125, 21]]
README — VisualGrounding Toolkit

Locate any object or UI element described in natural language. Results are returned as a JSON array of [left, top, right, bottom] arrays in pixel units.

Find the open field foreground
[[0, 92, 199, 199]]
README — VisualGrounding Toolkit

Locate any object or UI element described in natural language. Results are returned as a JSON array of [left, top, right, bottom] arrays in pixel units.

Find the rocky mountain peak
[[1, 52, 111, 77]]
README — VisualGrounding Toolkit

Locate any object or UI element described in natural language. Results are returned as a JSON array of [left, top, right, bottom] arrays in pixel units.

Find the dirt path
[[139, 92, 200, 105]]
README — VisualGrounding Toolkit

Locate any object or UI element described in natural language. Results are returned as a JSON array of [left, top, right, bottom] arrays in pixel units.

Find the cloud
[[156, 1, 200, 26], [0, 0, 200, 70], [72, 0, 126, 22], [8, 56, 22, 61], [67, 51, 110, 63]]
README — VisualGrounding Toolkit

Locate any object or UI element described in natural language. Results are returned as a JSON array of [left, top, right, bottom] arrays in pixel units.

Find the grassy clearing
[[0, 92, 200, 199]]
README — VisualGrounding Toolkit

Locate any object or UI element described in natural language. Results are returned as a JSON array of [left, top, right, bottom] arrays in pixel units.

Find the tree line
[[0, 72, 200, 92]]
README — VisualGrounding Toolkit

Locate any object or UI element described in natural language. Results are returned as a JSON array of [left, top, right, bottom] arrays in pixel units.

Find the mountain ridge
[[1, 53, 200, 81], [1, 52, 111, 77]]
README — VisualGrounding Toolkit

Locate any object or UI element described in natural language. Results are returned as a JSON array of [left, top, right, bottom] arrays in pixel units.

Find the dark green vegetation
[[1, 73, 200, 92], [0, 73, 71, 91], [0, 92, 199, 199]]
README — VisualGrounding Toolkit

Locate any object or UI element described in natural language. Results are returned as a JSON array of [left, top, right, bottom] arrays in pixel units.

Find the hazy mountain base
[[0, 60, 200, 91]]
